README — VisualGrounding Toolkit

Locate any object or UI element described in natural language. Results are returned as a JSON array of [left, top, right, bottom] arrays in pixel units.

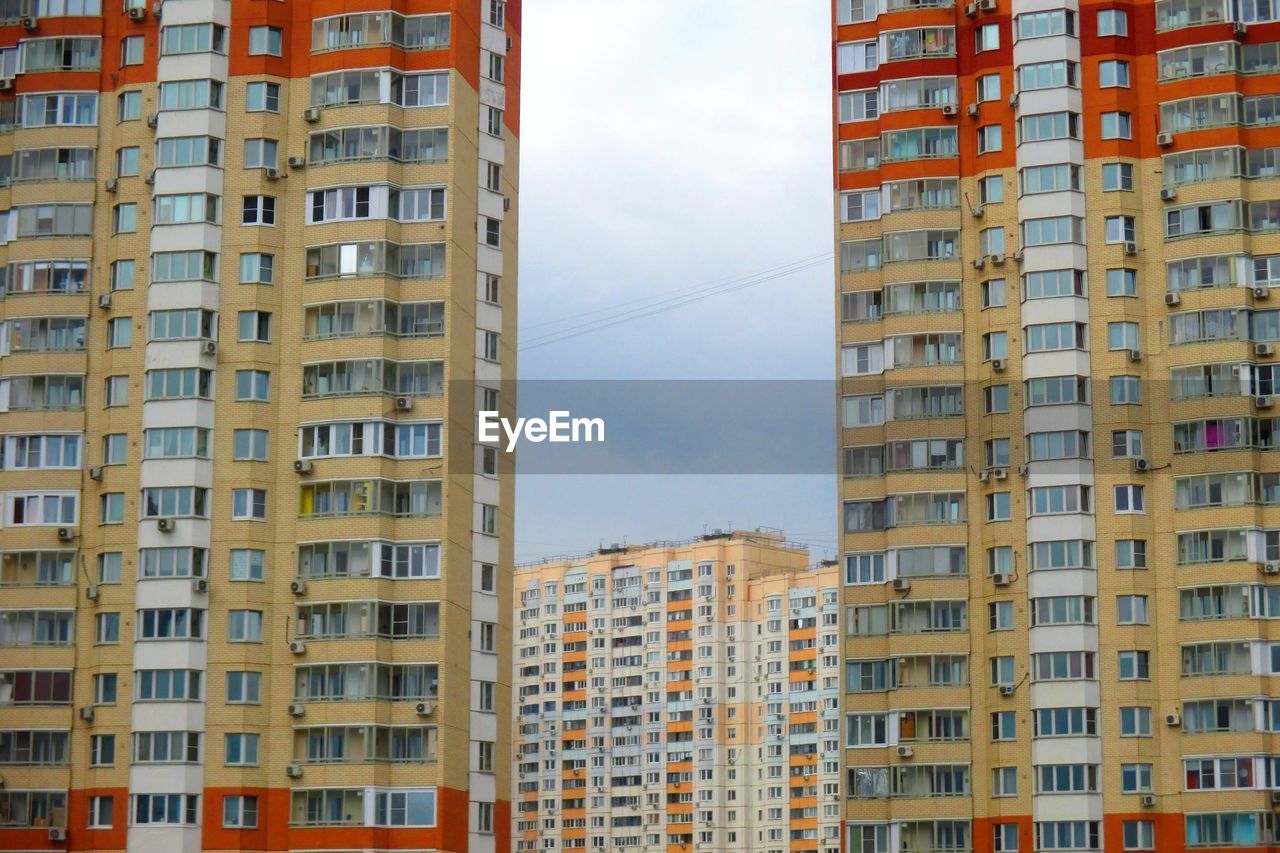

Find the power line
[[520, 253, 833, 352]]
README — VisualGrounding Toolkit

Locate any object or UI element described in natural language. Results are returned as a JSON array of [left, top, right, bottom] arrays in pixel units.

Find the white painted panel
[[1021, 350, 1090, 378], [1031, 736, 1102, 765], [134, 577, 209, 609], [1029, 680, 1101, 708], [472, 532, 499, 564], [1026, 514, 1096, 544], [128, 764, 204, 793], [476, 301, 502, 331], [132, 640, 207, 671], [1027, 568, 1098, 598], [155, 109, 226, 141], [149, 222, 223, 252], [1023, 404, 1093, 434], [478, 133, 505, 165], [137, 458, 212, 489], [156, 54, 226, 83], [477, 188, 505, 220], [135, 518, 211, 549], [1011, 35, 1079, 65], [481, 23, 508, 55], [144, 340, 214, 371], [1017, 190, 1087, 220], [130, 700, 205, 731], [473, 474, 499, 505], [471, 650, 497, 682], [1027, 624, 1098, 654], [127, 825, 203, 853], [147, 281, 220, 311], [141, 400, 217, 430], [1020, 296, 1090, 327], [1016, 139, 1085, 169], [1031, 793, 1104, 821], [153, 165, 224, 197]]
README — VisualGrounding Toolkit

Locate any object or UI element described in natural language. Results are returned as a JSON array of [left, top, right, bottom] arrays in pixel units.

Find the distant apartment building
[[833, 0, 1280, 850], [512, 530, 842, 853]]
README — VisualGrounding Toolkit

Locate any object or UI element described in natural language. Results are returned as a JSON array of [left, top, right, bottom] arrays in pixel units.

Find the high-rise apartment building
[[835, 0, 1280, 850], [511, 531, 843, 853], [0, 1, 517, 850]]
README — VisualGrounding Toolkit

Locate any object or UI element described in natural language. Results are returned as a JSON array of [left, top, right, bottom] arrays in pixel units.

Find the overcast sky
[[514, 0, 836, 563]]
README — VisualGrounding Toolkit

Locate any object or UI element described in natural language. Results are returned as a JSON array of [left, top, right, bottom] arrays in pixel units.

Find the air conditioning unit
[[966, 103, 979, 118], [941, 103, 957, 116], [972, 257, 986, 270], [991, 358, 1006, 372], [0, 77, 12, 90], [264, 167, 281, 180], [978, 469, 990, 483], [144, 169, 155, 184], [1263, 562, 1280, 575], [88, 466, 103, 481], [417, 701, 435, 716], [992, 573, 1011, 586], [990, 253, 1006, 266], [1140, 795, 1156, 807], [293, 459, 313, 475], [288, 702, 305, 716], [971, 205, 984, 218], [286, 763, 303, 778], [1257, 343, 1277, 357], [1124, 241, 1139, 256], [192, 578, 208, 593], [395, 395, 414, 410], [896, 745, 913, 757], [98, 294, 112, 309], [1165, 292, 1181, 306], [79, 706, 94, 722], [287, 155, 305, 168], [303, 107, 321, 122], [1157, 132, 1174, 147], [992, 467, 1008, 480], [290, 579, 307, 596], [999, 684, 1016, 695], [203, 340, 217, 355], [48, 827, 66, 842], [1008, 92, 1019, 107], [503, 197, 513, 211], [85, 585, 99, 601], [20, 15, 36, 30], [146, 112, 159, 128], [127, 5, 145, 18], [104, 178, 118, 193], [1128, 349, 1143, 362], [965, 1, 978, 14], [1258, 396, 1275, 409], [1133, 458, 1151, 472], [1160, 186, 1178, 201], [288, 640, 306, 655], [156, 517, 174, 533], [1165, 713, 1181, 726], [56, 527, 75, 542], [891, 578, 910, 593], [1256, 286, 1271, 299], [1012, 249, 1024, 263], [980, 0, 997, 9]]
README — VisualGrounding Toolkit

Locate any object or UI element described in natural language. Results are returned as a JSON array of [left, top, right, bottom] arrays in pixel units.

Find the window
[[484, 105, 503, 136], [479, 621, 496, 652], [1121, 763, 1152, 794], [1120, 706, 1151, 736], [988, 546, 1012, 576], [1111, 375, 1141, 404], [228, 610, 263, 642], [223, 795, 258, 829], [231, 489, 266, 521], [1101, 111, 1132, 139], [989, 601, 1014, 630], [982, 278, 1007, 308], [480, 563, 495, 592], [243, 138, 277, 169], [110, 259, 135, 291], [1108, 321, 1140, 351], [87, 734, 114, 768], [978, 124, 1003, 154], [1098, 9, 1128, 36], [1116, 540, 1147, 569], [980, 174, 1004, 204], [235, 370, 269, 401], [113, 202, 136, 233], [1104, 216, 1136, 246], [994, 823, 1019, 852], [1017, 9, 1075, 37], [1112, 430, 1144, 458], [975, 23, 1000, 51], [237, 311, 271, 342], [483, 216, 501, 247], [120, 34, 143, 65], [985, 385, 1009, 413], [1117, 595, 1148, 625], [230, 549, 265, 581], [1118, 650, 1149, 680], [99, 492, 124, 524], [118, 90, 141, 120], [224, 733, 259, 765], [232, 429, 268, 461], [227, 671, 261, 704], [103, 434, 126, 465], [479, 680, 495, 711], [240, 253, 274, 284], [1123, 820, 1153, 851], [133, 793, 199, 825], [134, 670, 200, 702], [96, 612, 119, 643], [242, 195, 275, 225], [248, 26, 282, 56], [245, 81, 279, 112], [116, 146, 139, 176], [88, 795, 113, 828], [1099, 60, 1130, 87], [159, 79, 223, 110], [1103, 162, 1134, 191], [477, 739, 495, 772], [94, 673, 117, 704], [373, 789, 438, 826], [482, 273, 501, 304], [107, 318, 132, 348], [992, 710, 1016, 740], [481, 503, 498, 535], [990, 656, 1015, 686], [1115, 484, 1144, 513], [156, 136, 221, 168], [993, 766, 1018, 797], [161, 23, 226, 54], [98, 553, 122, 583], [1107, 268, 1137, 296]]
